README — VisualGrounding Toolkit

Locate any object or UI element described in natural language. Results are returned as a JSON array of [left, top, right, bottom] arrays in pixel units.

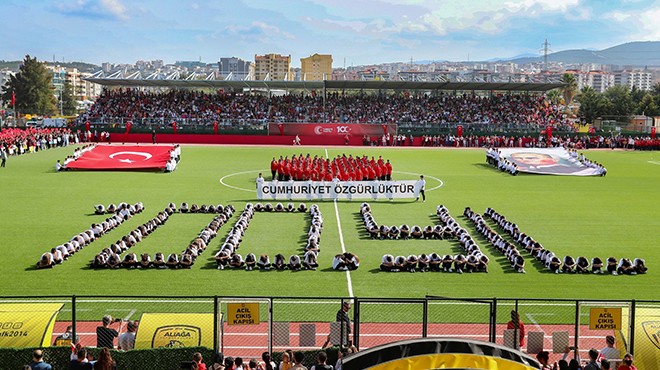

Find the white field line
[[326, 148, 354, 298]]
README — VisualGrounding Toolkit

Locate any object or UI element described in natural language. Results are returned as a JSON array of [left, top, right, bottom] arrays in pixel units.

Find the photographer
[[96, 315, 123, 349]]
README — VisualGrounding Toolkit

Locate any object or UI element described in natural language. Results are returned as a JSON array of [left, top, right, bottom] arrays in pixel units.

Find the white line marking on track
[[327, 148, 354, 298], [525, 313, 546, 333]]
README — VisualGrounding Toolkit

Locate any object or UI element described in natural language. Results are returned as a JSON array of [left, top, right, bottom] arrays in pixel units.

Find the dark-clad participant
[[634, 258, 647, 274], [607, 257, 618, 275], [442, 254, 453, 272], [274, 254, 286, 270], [257, 254, 271, 270], [576, 256, 590, 273], [617, 258, 635, 275], [380, 254, 394, 272]]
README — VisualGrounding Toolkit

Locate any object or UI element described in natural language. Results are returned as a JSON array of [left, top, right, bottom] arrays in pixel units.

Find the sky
[[0, 0, 658, 67]]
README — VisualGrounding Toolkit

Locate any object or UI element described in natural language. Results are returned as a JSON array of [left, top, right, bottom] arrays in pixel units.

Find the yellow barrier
[[368, 354, 537, 370], [0, 303, 63, 347], [133, 313, 218, 349]]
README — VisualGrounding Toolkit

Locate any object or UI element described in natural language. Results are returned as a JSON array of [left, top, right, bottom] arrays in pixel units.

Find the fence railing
[[1, 295, 656, 363]]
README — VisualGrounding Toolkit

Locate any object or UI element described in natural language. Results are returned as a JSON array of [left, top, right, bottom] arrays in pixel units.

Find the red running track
[[53, 321, 611, 360]]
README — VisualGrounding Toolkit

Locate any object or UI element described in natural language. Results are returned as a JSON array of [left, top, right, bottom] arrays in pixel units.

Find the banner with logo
[[0, 303, 63, 348], [66, 145, 174, 170], [268, 123, 397, 137], [632, 307, 660, 370], [258, 180, 421, 200], [498, 148, 602, 176], [134, 313, 218, 349]]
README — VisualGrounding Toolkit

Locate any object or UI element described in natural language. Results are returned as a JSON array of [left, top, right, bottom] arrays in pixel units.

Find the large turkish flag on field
[[66, 145, 174, 170]]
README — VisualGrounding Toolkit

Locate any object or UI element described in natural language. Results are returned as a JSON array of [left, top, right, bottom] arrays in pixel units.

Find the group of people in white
[[360, 202, 453, 241], [213, 202, 325, 271], [165, 144, 181, 172], [365, 202, 490, 273], [465, 207, 526, 273], [56, 143, 97, 171], [484, 207, 646, 275], [36, 202, 142, 268], [485, 147, 519, 175], [89, 202, 233, 269], [568, 148, 607, 175]]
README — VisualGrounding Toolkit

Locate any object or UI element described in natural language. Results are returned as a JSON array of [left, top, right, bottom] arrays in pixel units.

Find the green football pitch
[[0, 144, 657, 301]]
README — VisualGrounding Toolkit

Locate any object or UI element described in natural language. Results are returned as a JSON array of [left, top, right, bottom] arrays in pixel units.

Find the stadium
[[1, 78, 658, 370]]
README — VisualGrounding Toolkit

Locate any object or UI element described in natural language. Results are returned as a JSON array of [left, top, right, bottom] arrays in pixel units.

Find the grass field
[[1, 144, 658, 302]]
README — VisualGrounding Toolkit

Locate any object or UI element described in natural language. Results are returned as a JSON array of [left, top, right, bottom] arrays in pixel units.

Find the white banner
[[257, 180, 421, 200]]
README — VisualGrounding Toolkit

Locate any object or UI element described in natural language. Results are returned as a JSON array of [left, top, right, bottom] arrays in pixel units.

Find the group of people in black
[[37, 202, 142, 269], [484, 207, 647, 275], [213, 202, 324, 271]]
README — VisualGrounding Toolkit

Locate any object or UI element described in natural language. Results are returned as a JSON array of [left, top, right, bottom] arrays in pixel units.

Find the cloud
[[224, 21, 296, 41], [604, 6, 660, 41], [54, 0, 128, 20]]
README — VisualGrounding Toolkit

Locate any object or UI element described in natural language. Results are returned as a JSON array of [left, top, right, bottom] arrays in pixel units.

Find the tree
[[560, 73, 578, 106], [577, 86, 604, 124], [636, 93, 658, 116], [61, 81, 77, 115], [603, 85, 634, 116], [546, 89, 562, 105], [1, 55, 56, 115]]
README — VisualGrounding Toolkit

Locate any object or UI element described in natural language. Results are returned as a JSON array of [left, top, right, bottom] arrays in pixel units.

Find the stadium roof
[[84, 78, 564, 92]]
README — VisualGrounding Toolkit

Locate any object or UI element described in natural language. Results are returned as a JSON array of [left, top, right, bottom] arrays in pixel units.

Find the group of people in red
[[270, 153, 393, 182]]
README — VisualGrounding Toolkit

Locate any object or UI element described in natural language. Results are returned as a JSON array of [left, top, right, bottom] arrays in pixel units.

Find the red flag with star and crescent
[[65, 145, 174, 170]]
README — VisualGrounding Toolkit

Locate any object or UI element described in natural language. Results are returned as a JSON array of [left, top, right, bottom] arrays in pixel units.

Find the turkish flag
[[125, 121, 132, 134], [652, 127, 656, 139], [278, 123, 284, 136], [172, 121, 178, 134], [213, 121, 218, 135], [457, 125, 463, 137], [85, 121, 91, 132], [11, 91, 15, 107], [546, 125, 553, 138], [65, 145, 174, 170]]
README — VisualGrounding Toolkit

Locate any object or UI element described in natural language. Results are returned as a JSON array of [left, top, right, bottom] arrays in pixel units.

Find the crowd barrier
[[0, 296, 658, 369]]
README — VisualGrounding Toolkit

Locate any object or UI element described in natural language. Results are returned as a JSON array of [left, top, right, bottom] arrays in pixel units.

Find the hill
[[508, 41, 660, 66]]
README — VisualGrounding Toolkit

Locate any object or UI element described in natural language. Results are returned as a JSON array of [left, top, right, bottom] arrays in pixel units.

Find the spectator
[[336, 301, 352, 346], [335, 349, 348, 370], [234, 357, 244, 369], [617, 353, 637, 370], [600, 335, 620, 360], [248, 359, 258, 369], [29, 349, 52, 370], [261, 352, 276, 370], [601, 359, 611, 369], [210, 352, 225, 370], [193, 352, 207, 370], [224, 357, 235, 370], [68, 347, 92, 370], [535, 351, 552, 370], [583, 348, 601, 370], [506, 310, 525, 349], [96, 315, 121, 349], [279, 351, 293, 370], [291, 352, 307, 370], [117, 320, 137, 351], [54, 325, 79, 347], [93, 348, 116, 370], [310, 351, 333, 370]]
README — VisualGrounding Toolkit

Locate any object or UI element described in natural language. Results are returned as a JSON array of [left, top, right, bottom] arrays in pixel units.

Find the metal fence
[[1, 295, 656, 363]]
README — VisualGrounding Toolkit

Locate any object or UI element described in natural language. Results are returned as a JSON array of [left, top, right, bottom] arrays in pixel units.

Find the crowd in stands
[[79, 89, 567, 127], [358, 202, 489, 273], [213, 202, 334, 272], [270, 153, 392, 182], [484, 207, 647, 275]]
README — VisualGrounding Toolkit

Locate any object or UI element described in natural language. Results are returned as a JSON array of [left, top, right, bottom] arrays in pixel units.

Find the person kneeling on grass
[[607, 257, 618, 275], [257, 254, 271, 270], [591, 257, 603, 274], [289, 255, 302, 271], [380, 254, 394, 272], [37, 252, 54, 269], [107, 253, 122, 269], [230, 253, 245, 269], [394, 255, 407, 272], [303, 250, 319, 270], [634, 258, 647, 274], [180, 253, 194, 269], [274, 254, 286, 270], [245, 253, 256, 271], [576, 256, 590, 273], [442, 255, 454, 272], [454, 254, 466, 274], [153, 253, 166, 268], [166, 253, 180, 268], [618, 258, 635, 275], [344, 252, 360, 270], [139, 253, 151, 268]]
